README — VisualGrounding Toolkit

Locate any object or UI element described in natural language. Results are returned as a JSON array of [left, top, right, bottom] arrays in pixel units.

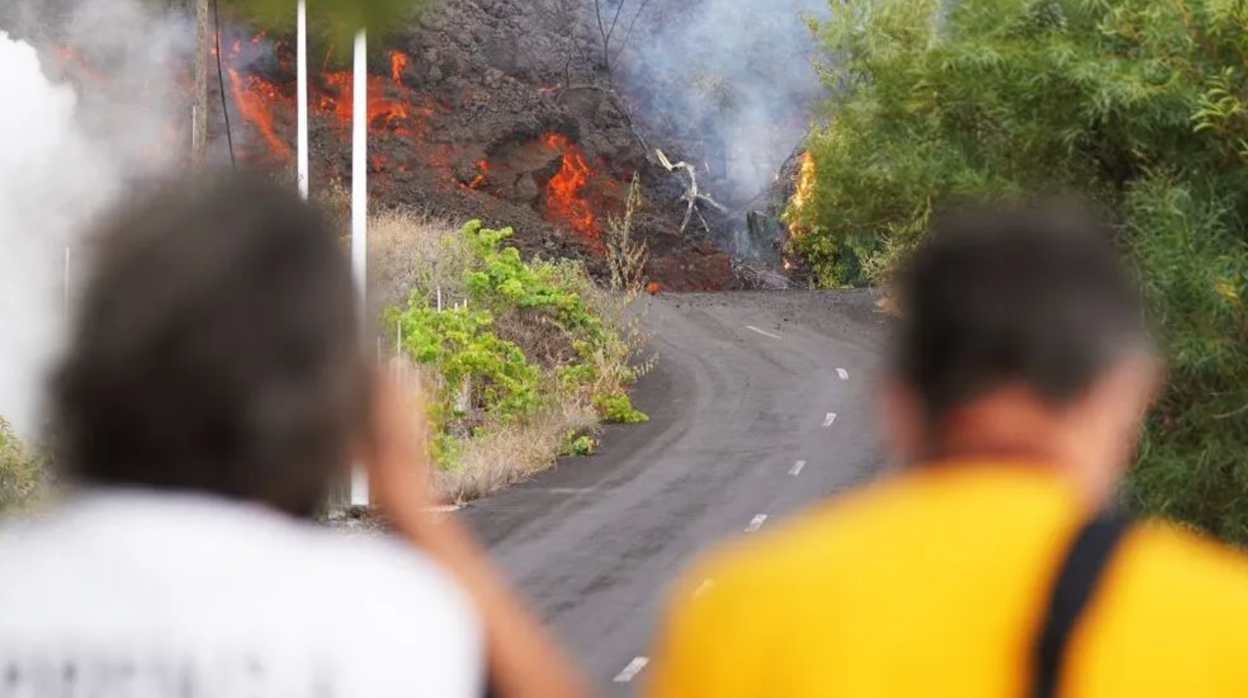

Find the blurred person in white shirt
[[0, 173, 588, 698]]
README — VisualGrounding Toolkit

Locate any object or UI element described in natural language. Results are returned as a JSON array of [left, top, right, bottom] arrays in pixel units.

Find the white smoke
[[611, 0, 830, 202], [0, 0, 189, 440]]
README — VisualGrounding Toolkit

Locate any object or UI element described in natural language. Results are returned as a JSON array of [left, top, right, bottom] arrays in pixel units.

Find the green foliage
[[461, 221, 605, 341], [386, 220, 648, 469], [594, 391, 649, 424], [0, 419, 42, 515], [562, 433, 596, 457], [796, 0, 1248, 539], [393, 304, 542, 425]]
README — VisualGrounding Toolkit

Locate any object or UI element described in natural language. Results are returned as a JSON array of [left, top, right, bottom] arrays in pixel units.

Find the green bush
[[794, 0, 1248, 540], [0, 418, 42, 515], [594, 391, 649, 424], [562, 433, 596, 457], [396, 304, 542, 426], [385, 220, 649, 472]]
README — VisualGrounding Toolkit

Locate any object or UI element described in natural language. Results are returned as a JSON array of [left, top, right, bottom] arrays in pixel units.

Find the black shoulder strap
[[1031, 507, 1132, 698]]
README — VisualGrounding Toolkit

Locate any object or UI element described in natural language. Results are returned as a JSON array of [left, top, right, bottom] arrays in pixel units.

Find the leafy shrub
[[0, 418, 42, 515], [594, 391, 649, 424], [383, 219, 650, 495], [396, 304, 541, 424], [794, 0, 1248, 540], [562, 433, 596, 457]]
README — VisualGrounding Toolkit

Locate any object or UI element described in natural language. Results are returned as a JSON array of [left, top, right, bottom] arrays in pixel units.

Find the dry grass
[[434, 398, 598, 502], [367, 208, 472, 320], [605, 174, 649, 292]]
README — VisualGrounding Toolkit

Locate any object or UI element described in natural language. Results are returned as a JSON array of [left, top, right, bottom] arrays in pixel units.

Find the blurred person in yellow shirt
[[644, 201, 1248, 698]]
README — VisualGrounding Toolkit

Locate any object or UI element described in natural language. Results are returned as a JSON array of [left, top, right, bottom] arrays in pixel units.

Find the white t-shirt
[[0, 490, 484, 698]]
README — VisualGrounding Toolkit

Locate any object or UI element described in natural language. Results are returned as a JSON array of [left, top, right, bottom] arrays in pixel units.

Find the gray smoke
[[0, 0, 189, 439], [606, 0, 829, 203]]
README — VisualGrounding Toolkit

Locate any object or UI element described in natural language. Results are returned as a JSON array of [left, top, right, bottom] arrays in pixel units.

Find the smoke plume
[[609, 0, 829, 202], [0, 0, 189, 439]]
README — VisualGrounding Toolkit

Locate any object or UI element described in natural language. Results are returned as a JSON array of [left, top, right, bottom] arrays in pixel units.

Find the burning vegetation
[[785, 150, 816, 240], [790, 151, 815, 215]]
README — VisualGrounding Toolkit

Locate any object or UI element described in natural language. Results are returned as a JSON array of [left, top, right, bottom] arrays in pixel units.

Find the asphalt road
[[462, 290, 891, 696]]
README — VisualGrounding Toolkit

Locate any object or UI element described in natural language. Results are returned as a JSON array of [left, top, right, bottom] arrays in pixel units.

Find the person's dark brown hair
[[50, 172, 369, 516], [893, 199, 1151, 425]]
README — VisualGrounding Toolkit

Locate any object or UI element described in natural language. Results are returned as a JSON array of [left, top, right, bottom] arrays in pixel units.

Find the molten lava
[[316, 50, 425, 137], [543, 133, 598, 240], [464, 159, 489, 190], [220, 38, 430, 166], [390, 50, 408, 82], [227, 68, 292, 159], [52, 46, 105, 84]]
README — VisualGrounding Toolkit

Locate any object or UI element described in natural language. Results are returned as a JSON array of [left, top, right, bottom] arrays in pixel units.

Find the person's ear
[[879, 378, 923, 469], [1069, 352, 1162, 478]]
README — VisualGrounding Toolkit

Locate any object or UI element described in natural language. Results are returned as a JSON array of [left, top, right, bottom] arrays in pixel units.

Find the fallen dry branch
[[656, 148, 728, 234]]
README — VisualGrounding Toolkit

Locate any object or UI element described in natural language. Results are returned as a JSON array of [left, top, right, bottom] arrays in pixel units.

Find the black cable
[[211, 0, 236, 170]]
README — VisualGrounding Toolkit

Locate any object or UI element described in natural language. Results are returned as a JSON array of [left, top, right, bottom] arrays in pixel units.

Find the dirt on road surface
[[461, 290, 890, 696]]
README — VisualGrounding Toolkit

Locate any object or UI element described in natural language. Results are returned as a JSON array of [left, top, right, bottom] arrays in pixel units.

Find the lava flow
[[463, 158, 489, 190], [227, 67, 292, 159], [316, 49, 428, 137], [543, 133, 599, 240], [219, 35, 432, 167]]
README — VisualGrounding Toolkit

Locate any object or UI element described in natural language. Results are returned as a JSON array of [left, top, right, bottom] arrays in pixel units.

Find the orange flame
[[791, 151, 815, 212], [390, 50, 408, 82], [463, 158, 489, 190], [543, 133, 598, 240]]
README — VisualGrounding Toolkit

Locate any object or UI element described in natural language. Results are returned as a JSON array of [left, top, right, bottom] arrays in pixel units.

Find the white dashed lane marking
[[837, 368, 849, 380], [745, 325, 782, 340], [789, 460, 807, 476], [822, 412, 838, 428], [614, 657, 650, 683], [745, 514, 768, 533]]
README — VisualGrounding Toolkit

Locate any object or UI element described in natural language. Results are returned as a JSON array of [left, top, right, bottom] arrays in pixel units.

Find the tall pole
[[296, 0, 310, 200], [63, 247, 70, 317], [350, 28, 370, 508], [192, 0, 209, 167]]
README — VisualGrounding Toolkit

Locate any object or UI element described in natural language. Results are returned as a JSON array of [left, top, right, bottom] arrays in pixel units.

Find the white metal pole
[[63, 246, 70, 316], [296, 0, 310, 200], [349, 28, 369, 508]]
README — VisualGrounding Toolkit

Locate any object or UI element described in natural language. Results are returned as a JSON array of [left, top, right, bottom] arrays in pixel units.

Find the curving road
[[462, 291, 890, 696]]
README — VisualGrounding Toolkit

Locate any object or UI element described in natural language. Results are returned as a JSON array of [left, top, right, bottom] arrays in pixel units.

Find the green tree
[[792, 0, 1248, 540]]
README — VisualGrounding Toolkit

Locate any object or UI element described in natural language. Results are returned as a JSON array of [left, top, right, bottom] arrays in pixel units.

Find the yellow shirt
[[644, 463, 1248, 698]]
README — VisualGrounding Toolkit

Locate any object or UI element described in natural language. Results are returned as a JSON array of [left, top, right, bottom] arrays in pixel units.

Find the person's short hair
[[50, 173, 369, 516], [893, 198, 1150, 424]]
